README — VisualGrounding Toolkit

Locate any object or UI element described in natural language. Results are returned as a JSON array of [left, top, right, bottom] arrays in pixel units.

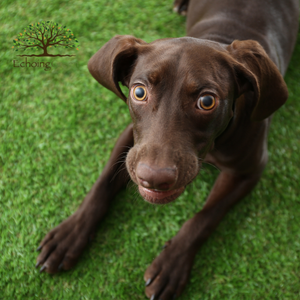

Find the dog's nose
[[136, 162, 177, 190]]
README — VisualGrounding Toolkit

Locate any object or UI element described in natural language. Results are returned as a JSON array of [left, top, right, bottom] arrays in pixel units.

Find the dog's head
[[88, 35, 288, 204]]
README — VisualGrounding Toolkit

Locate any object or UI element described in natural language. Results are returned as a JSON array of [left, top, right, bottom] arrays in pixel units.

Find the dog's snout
[[136, 162, 177, 191]]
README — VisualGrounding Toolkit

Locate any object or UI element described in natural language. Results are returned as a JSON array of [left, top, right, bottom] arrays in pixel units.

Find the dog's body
[[36, 0, 299, 299]]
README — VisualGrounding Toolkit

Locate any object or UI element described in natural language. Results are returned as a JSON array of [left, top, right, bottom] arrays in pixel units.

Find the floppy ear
[[227, 40, 288, 121], [88, 35, 147, 101]]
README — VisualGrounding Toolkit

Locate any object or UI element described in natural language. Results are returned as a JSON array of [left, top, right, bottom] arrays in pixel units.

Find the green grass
[[1, 0, 300, 299]]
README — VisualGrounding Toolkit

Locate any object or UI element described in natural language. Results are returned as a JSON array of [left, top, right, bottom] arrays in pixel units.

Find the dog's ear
[[227, 40, 288, 121], [88, 35, 147, 101]]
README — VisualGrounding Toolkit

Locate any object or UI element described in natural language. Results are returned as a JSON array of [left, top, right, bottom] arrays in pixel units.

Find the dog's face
[[88, 36, 288, 204], [125, 39, 236, 203]]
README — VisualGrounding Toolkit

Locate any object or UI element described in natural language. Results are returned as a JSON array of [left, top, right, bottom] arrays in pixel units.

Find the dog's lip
[[138, 186, 185, 204]]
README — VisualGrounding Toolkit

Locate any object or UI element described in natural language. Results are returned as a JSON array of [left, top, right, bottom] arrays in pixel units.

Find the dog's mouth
[[138, 186, 185, 204]]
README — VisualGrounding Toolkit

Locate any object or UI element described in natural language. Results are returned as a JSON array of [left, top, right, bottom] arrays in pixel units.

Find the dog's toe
[[144, 239, 195, 299], [36, 214, 95, 274]]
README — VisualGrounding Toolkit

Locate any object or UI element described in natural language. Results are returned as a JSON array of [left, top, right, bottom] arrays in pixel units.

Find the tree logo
[[12, 21, 79, 57]]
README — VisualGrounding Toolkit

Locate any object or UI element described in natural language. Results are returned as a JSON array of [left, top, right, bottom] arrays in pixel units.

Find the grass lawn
[[1, 0, 300, 299]]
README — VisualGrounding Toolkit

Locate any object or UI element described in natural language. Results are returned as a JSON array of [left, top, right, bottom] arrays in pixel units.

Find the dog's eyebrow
[[183, 80, 200, 94], [147, 70, 162, 85], [182, 78, 212, 94]]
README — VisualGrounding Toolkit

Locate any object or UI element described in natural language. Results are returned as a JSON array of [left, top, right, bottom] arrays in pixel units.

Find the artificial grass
[[1, 0, 300, 299]]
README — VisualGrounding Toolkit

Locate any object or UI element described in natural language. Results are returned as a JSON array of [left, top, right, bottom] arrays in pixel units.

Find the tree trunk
[[42, 47, 48, 56]]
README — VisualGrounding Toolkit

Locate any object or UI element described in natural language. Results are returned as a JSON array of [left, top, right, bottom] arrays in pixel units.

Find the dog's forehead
[[132, 37, 232, 95], [143, 37, 227, 62], [150, 37, 227, 51], [133, 38, 230, 77]]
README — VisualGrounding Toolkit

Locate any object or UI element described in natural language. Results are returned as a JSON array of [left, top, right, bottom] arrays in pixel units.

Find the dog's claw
[[39, 265, 46, 273], [35, 261, 41, 268], [36, 245, 42, 251], [150, 294, 156, 300], [58, 263, 64, 271], [179, 5, 187, 14], [162, 240, 171, 249], [145, 278, 152, 286]]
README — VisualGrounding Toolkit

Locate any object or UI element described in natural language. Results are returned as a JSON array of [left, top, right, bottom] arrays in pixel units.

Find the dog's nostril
[[157, 182, 171, 190], [140, 179, 151, 188], [139, 180, 170, 190]]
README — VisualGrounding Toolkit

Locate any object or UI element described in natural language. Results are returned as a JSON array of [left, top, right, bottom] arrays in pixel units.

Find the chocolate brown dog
[[36, 0, 299, 299]]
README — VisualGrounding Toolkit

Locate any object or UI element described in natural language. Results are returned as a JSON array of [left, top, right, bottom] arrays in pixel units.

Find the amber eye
[[197, 95, 216, 110], [132, 85, 147, 101]]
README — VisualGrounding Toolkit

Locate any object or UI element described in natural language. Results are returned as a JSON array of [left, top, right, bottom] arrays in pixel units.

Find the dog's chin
[[138, 186, 185, 204]]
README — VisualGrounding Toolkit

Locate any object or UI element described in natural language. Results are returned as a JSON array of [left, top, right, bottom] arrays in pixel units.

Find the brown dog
[[36, 0, 299, 299]]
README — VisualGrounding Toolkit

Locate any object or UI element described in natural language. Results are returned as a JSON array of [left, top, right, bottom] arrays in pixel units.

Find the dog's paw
[[35, 213, 97, 274], [144, 239, 196, 299], [173, 0, 189, 16]]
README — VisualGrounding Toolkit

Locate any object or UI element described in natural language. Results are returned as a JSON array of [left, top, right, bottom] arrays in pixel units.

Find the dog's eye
[[132, 85, 147, 101], [197, 95, 216, 110]]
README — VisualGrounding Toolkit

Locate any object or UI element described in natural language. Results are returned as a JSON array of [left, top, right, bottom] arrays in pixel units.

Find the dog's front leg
[[144, 170, 262, 300], [36, 124, 134, 273]]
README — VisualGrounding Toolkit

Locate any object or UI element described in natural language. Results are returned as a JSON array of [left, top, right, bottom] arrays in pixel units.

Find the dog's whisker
[[109, 155, 127, 169], [197, 157, 220, 172], [110, 165, 128, 183], [202, 161, 220, 172]]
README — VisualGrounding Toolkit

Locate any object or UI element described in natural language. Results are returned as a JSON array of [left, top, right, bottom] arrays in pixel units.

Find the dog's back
[[186, 0, 299, 73]]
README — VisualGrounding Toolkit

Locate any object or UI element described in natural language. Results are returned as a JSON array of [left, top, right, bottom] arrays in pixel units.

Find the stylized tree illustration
[[12, 21, 80, 57]]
